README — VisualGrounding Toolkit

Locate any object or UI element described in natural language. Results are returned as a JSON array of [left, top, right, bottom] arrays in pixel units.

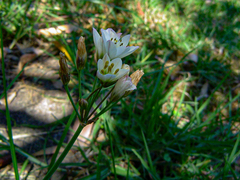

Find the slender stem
[[87, 100, 119, 123], [78, 70, 82, 99], [84, 86, 102, 122], [1, 21, 19, 180], [86, 87, 114, 121], [64, 85, 82, 122], [48, 109, 77, 170], [86, 86, 102, 101], [106, 121, 117, 179], [43, 124, 84, 179]]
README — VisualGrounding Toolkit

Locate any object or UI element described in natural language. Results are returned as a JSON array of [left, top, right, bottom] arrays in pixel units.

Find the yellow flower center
[[101, 61, 119, 75]]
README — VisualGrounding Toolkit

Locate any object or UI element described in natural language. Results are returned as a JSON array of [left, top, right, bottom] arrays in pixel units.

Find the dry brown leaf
[[0, 92, 17, 106], [17, 53, 36, 74]]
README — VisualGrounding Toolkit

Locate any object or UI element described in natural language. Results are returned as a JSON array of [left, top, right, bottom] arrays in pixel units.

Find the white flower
[[93, 28, 139, 60], [97, 53, 129, 87], [110, 75, 136, 102]]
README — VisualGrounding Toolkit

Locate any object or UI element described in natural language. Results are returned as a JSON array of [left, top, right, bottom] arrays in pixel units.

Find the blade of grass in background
[[0, 20, 19, 180]]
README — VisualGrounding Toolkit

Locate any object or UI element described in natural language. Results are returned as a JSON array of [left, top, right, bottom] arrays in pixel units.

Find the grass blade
[[0, 20, 19, 180]]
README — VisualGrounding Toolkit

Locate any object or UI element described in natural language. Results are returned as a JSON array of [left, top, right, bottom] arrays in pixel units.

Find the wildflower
[[93, 28, 139, 60], [59, 52, 70, 85], [97, 53, 129, 87], [76, 36, 87, 70], [110, 69, 144, 101], [110, 75, 136, 102]]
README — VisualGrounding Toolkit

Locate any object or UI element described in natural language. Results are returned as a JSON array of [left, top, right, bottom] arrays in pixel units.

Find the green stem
[[86, 87, 114, 121], [84, 86, 102, 122], [106, 121, 117, 179], [78, 70, 82, 99], [1, 22, 19, 180], [64, 85, 82, 122], [86, 86, 102, 101], [87, 101, 118, 124], [43, 124, 83, 179], [48, 110, 77, 170]]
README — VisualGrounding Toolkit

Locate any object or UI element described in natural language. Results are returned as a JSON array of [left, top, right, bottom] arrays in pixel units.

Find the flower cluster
[[93, 28, 143, 100], [55, 27, 144, 177], [58, 28, 144, 122]]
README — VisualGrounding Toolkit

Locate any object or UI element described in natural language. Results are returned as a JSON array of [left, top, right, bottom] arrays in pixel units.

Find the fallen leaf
[[17, 53, 37, 74], [37, 24, 79, 37], [0, 92, 17, 106], [53, 41, 72, 62]]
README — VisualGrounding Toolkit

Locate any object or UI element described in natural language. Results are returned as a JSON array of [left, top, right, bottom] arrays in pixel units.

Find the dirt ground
[[0, 49, 80, 179]]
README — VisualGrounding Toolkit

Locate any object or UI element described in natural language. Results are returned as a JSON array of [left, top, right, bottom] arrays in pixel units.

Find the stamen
[[120, 43, 123, 46], [101, 69, 105, 74], [108, 66, 112, 72], [104, 61, 109, 69], [114, 69, 119, 74], [111, 38, 113, 41]]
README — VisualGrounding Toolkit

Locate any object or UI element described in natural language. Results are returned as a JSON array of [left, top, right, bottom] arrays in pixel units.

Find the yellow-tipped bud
[[76, 36, 87, 70], [59, 52, 70, 85]]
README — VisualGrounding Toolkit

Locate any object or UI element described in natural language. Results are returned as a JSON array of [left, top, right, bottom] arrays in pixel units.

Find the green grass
[[0, 0, 240, 179]]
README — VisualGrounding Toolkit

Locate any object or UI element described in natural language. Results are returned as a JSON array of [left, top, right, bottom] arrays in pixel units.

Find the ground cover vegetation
[[0, 0, 240, 179]]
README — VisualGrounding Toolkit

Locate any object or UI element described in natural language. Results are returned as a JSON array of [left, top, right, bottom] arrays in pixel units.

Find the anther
[[114, 69, 119, 74], [104, 61, 109, 69]]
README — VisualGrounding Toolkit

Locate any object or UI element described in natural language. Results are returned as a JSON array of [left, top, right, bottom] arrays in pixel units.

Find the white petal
[[108, 28, 121, 40], [97, 71, 116, 82], [115, 69, 129, 79], [102, 53, 110, 64], [121, 34, 130, 46], [115, 46, 126, 58], [127, 84, 136, 91], [107, 41, 117, 59], [117, 46, 139, 59], [96, 38, 103, 57], [101, 29, 110, 42], [97, 59, 104, 70], [111, 58, 122, 71], [93, 28, 101, 46]]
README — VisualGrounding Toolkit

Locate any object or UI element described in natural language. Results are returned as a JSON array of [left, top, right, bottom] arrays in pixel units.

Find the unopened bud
[[79, 98, 88, 121], [59, 52, 70, 85], [76, 36, 87, 70], [79, 98, 88, 110]]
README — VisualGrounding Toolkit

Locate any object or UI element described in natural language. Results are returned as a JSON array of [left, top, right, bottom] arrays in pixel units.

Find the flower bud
[[79, 98, 88, 121], [79, 98, 88, 110], [110, 75, 136, 102], [59, 52, 70, 85], [76, 36, 87, 70]]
